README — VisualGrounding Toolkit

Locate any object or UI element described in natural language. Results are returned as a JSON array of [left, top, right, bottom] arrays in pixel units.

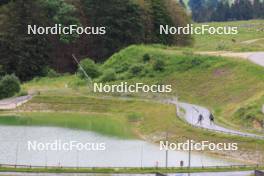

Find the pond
[[0, 125, 241, 167]]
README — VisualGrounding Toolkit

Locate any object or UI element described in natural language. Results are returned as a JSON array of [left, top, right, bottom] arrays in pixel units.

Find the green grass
[[192, 20, 264, 52], [11, 43, 264, 163], [0, 165, 263, 174], [232, 95, 264, 130], [21, 44, 264, 134], [102, 45, 264, 132], [19, 44, 264, 134], [0, 112, 133, 138], [1, 94, 263, 158]]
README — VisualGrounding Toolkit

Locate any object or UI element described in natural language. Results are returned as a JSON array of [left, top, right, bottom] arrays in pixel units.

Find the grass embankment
[[0, 165, 263, 174], [193, 20, 264, 52], [2, 93, 264, 153], [0, 44, 263, 163], [12, 45, 263, 137], [101, 45, 264, 131], [1, 95, 177, 139]]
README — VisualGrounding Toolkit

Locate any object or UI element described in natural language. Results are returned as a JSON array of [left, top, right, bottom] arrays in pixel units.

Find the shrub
[[143, 53, 151, 63], [130, 64, 144, 76], [16, 90, 28, 97], [115, 62, 130, 73], [78, 58, 101, 79], [68, 78, 87, 88], [100, 69, 117, 82], [153, 59, 165, 71], [0, 74, 21, 99], [43, 67, 60, 78], [176, 57, 203, 71]]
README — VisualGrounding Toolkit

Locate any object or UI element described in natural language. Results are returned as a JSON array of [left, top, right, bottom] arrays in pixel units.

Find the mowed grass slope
[[0, 44, 263, 163], [102, 45, 264, 131], [2, 93, 264, 159], [193, 20, 264, 51]]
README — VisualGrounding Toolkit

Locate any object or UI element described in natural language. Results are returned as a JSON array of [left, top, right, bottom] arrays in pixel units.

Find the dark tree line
[[188, 0, 264, 22], [0, 0, 192, 81]]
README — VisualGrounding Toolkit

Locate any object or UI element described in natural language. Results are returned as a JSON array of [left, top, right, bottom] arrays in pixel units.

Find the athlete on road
[[209, 113, 215, 125], [197, 114, 204, 125]]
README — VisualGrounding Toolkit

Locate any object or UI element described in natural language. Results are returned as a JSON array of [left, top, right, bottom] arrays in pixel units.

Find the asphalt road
[[198, 51, 264, 67], [0, 95, 32, 109], [175, 102, 264, 139], [248, 52, 264, 67], [170, 51, 264, 139]]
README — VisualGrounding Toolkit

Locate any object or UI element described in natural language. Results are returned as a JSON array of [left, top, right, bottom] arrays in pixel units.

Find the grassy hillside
[[102, 45, 264, 131], [1, 44, 263, 163], [20, 44, 264, 132], [3, 81, 263, 163], [193, 20, 264, 52]]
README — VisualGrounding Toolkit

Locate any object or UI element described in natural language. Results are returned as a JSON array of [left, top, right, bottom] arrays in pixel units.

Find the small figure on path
[[197, 114, 204, 125], [209, 113, 215, 125]]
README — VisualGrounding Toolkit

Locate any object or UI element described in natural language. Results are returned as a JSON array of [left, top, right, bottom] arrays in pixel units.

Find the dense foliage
[[0, 0, 191, 81], [187, 0, 264, 22], [77, 58, 101, 79], [0, 74, 20, 99], [0, 0, 79, 81]]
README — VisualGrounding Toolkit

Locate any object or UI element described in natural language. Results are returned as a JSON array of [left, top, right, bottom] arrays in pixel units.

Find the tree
[[164, 0, 193, 45], [211, 0, 231, 21], [253, 0, 263, 18], [179, 0, 186, 8], [0, 74, 20, 99], [0, 1, 51, 81], [231, 0, 254, 20], [150, 0, 174, 44], [0, 0, 80, 81], [77, 58, 101, 79], [82, 0, 145, 60], [188, 0, 208, 22]]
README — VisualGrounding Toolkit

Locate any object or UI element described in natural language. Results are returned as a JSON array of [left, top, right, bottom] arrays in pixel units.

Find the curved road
[[248, 52, 264, 67], [0, 53, 263, 138], [173, 101, 264, 139], [198, 51, 264, 67], [0, 95, 33, 110], [168, 52, 264, 139]]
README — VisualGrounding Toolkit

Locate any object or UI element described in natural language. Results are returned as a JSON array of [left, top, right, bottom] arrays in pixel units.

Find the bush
[[153, 59, 165, 71], [16, 90, 28, 97], [143, 54, 151, 63], [115, 62, 130, 73], [130, 64, 144, 76], [43, 67, 60, 78], [68, 78, 87, 88], [100, 69, 117, 82], [78, 58, 101, 79], [0, 74, 21, 99]]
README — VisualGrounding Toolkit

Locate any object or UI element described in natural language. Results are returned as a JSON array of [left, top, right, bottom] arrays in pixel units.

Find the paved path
[[0, 95, 33, 110], [247, 52, 264, 67], [172, 101, 264, 139], [241, 38, 264, 44]]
